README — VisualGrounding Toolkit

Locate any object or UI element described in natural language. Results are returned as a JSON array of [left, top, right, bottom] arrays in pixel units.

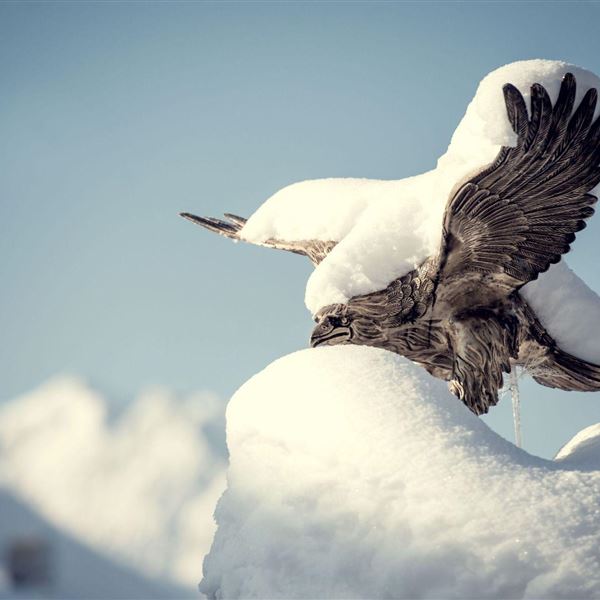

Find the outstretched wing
[[440, 73, 599, 289], [180, 212, 336, 266]]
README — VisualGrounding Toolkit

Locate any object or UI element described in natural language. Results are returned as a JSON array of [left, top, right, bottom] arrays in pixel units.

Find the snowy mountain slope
[[0, 377, 226, 589], [224, 60, 600, 364], [201, 346, 600, 599], [0, 488, 188, 599]]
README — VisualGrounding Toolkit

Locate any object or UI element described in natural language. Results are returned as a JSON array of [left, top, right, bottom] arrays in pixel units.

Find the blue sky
[[3, 1, 600, 458]]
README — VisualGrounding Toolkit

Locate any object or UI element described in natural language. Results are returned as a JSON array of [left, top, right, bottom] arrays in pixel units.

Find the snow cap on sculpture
[[182, 59, 600, 320], [439, 59, 600, 179], [305, 59, 600, 314]]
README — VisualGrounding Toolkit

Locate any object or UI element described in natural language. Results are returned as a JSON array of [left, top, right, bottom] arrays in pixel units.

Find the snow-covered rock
[[230, 60, 600, 365], [0, 377, 226, 589], [201, 346, 600, 599]]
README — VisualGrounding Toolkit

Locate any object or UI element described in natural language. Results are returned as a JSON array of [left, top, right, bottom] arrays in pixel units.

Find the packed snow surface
[[0, 377, 226, 589], [202, 346, 600, 599], [235, 60, 600, 364]]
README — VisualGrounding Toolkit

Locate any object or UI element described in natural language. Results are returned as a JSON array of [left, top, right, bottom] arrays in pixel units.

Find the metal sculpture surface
[[182, 73, 600, 415]]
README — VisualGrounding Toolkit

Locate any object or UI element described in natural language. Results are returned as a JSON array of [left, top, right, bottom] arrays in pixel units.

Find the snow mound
[[233, 60, 600, 365], [202, 346, 600, 599], [555, 422, 600, 470], [0, 377, 226, 589]]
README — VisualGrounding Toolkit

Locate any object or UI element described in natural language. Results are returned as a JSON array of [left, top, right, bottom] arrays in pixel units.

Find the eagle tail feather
[[532, 346, 600, 392]]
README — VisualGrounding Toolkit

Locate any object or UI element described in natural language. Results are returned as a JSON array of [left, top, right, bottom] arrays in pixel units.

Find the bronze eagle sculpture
[[182, 73, 600, 415]]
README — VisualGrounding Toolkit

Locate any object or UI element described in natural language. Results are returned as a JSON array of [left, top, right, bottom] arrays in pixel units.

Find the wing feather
[[440, 73, 599, 288], [180, 212, 336, 266]]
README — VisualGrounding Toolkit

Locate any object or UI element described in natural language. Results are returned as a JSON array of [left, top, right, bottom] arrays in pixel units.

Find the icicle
[[510, 367, 522, 448]]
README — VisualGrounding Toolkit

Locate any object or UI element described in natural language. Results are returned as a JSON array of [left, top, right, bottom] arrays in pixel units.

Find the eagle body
[[312, 258, 600, 415], [183, 70, 600, 416]]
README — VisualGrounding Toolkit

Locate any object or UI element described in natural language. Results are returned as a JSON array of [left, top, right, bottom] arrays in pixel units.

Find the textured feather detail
[[382, 260, 437, 324], [440, 73, 599, 288], [180, 212, 336, 266], [532, 349, 600, 392], [447, 311, 519, 415]]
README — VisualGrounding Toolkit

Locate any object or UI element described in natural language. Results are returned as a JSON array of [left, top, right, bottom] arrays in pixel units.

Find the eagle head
[[310, 302, 383, 349]]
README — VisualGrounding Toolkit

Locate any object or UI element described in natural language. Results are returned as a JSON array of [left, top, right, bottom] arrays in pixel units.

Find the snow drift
[[202, 346, 600, 599], [229, 60, 600, 365]]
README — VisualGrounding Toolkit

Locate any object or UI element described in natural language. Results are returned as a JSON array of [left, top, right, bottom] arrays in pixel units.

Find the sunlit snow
[[202, 346, 600, 599]]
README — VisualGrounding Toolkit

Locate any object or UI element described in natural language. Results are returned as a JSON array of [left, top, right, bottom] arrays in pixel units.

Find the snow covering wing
[[521, 260, 600, 364], [302, 60, 600, 317], [181, 211, 336, 265], [440, 73, 599, 287]]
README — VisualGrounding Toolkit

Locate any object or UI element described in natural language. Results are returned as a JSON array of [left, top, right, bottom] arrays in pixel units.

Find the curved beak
[[310, 321, 352, 347]]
